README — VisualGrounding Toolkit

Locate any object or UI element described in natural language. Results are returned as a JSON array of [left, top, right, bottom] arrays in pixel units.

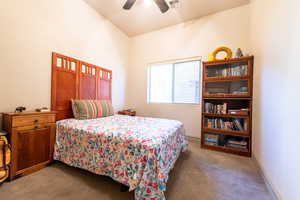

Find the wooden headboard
[[51, 52, 112, 121]]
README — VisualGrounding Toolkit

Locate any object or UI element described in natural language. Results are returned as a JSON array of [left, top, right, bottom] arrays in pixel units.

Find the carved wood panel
[[79, 62, 97, 100], [98, 69, 112, 100], [51, 52, 112, 121]]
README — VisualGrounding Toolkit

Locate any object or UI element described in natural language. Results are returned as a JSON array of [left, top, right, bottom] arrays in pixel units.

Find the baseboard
[[252, 155, 282, 200], [186, 136, 201, 142]]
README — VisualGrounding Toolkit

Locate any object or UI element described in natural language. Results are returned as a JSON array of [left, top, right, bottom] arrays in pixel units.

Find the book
[[226, 137, 248, 150], [205, 142, 218, 146], [204, 102, 227, 114], [228, 109, 249, 115], [227, 144, 248, 150], [227, 140, 247, 146], [233, 119, 244, 132], [205, 134, 219, 145]]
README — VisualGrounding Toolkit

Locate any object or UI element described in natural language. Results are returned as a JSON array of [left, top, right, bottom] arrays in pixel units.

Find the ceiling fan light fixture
[[144, 0, 153, 6]]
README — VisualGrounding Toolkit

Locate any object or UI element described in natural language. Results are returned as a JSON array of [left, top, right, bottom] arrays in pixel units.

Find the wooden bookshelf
[[201, 56, 254, 157]]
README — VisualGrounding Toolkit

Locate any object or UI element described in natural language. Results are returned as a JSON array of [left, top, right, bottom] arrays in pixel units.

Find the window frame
[[147, 59, 201, 105]]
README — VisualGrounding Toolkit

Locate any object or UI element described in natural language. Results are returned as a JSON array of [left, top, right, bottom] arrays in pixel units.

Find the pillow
[[71, 99, 114, 120]]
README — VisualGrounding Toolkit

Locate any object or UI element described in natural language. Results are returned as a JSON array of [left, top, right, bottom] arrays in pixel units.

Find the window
[[148, 60, 201, 104]]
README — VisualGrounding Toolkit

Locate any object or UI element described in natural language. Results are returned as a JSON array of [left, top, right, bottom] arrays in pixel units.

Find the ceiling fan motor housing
[[123, 0, 173, 13], [169, 0, 180, 8]]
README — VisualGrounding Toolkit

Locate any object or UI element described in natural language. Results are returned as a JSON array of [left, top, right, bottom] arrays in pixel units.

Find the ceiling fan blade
[[123, 0, 137, 10], [153, 0, 170, 13]]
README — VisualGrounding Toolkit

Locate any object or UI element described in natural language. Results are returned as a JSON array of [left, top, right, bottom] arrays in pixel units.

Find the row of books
[[227, 138, 248, 150], [206, 64, 248, 77], [204, 134, 248, 150], [204, 134, 219, 146], [204, 118, 247, 132], [232, 91, 248, 94], [228, 108, 249, 115], [204, 103, 250, 115], [204, 103, 227, 114], [206, 92, 248, 95]]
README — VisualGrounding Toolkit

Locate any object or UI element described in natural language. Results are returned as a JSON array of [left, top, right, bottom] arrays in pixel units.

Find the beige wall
[[250, 0, 300, 199], [127, 5, 251, 138], [0, 0, 130, 126]]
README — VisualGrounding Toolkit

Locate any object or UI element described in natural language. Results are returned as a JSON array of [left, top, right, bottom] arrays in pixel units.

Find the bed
[[54, 115, 187, 200], [51, 53, 188, 200]]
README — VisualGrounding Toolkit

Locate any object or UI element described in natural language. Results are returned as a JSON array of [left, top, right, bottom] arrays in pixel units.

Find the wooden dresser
[[2, 111, 56, 180]]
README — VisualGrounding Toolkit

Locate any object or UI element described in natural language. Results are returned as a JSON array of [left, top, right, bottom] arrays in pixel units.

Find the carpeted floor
[[0, 141, 273, 200]]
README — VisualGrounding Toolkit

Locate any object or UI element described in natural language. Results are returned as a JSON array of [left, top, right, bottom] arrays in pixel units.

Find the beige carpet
[[0, 141, 273, 200]]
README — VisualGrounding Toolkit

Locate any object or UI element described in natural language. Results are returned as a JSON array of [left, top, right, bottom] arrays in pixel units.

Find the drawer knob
[[34, 120, 39, 123]]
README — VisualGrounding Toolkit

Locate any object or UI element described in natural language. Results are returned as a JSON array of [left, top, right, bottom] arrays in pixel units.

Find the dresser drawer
[[13, 124, 51, 131], [12, 114, 55, 127]]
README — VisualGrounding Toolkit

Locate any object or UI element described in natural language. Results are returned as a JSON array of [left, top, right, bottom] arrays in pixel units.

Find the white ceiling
[[84, 0, 250, 36]]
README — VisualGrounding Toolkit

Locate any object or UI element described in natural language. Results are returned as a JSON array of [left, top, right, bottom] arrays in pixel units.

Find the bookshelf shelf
[[202, 144, 251, 157], [203, 97, 252, 100], [203, 113, 249, 118], [202, 56, 254, 65], [203, 75, 250, 82], [201, 56, 254, 157], [203, 94, 251, 98], [203, 128, 250, 137]]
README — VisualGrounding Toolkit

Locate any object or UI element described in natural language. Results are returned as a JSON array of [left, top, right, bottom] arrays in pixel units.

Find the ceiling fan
[[123, 0, 170, 13]]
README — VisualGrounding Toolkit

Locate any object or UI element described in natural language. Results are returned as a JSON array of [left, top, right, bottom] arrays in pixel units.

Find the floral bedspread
[[54, 115, 188, 200]]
